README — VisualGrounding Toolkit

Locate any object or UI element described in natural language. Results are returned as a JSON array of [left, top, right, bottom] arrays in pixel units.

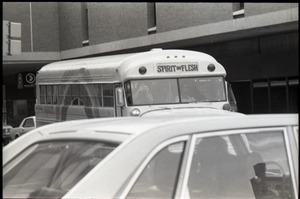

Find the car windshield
[[125, 77, 226, 106], [3, 141, 118, 199]]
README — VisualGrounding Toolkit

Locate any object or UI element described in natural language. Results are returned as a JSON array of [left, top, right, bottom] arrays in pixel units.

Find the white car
[[9, 116, 36, 140], [3, 111, 298, 199]]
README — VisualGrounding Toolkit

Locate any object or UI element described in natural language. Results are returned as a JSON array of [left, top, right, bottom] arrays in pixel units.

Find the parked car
[[9, 116, 36, 141], [2, 124, 12, 146], [3, 112, 298, 199]]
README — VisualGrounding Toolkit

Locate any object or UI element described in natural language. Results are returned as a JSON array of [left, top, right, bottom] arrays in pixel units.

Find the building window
[[147, 2, 157, 34], [81, 2, 89, 46], [253, 79, 270, 113], [232, 3, 245, 19], [232, 76, 298, 114], [288, 78, 299, 113]]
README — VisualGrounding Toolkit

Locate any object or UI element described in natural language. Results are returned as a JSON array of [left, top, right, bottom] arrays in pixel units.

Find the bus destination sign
[[156, 63, 198, 73]]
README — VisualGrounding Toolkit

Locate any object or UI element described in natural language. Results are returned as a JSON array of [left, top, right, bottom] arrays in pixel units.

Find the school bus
[[35, 49, 237, 127]]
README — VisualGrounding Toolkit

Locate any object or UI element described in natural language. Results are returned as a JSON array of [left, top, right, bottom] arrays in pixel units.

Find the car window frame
[[292, 126, 298, 150], [179, 127, 298, 199], [289, 125, 299, 193], [121, 135, 190, 198]]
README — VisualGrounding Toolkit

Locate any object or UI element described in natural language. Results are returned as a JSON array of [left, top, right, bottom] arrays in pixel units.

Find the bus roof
[[37, 49, 226, 84]]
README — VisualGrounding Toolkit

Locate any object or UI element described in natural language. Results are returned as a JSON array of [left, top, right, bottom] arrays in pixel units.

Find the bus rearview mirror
[[116, 87, 124, 107]]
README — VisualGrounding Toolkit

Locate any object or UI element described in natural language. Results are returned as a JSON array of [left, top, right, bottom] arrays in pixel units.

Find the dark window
[[96, 84, 103, 106], [231, 81, 252, 114], [53, 85, 58, 105], [87, 84, 101, 107], [64, 85, 72, 105], [288, 78, 298, 113], [103, 84, 114, 107], [40, 86, 46, 104], [58, 85, 67, 105], [232, 3, 244, 19], [232, 2, 244, 11], [147, 2, 156, 34], [270, 78, 288, 113], [81, 2, 89, 45], [253, 80, 270, 113], [46, 85, 52, 104], [23, 118, 34, 128]]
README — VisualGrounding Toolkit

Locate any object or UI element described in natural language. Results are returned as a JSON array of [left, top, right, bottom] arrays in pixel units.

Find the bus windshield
[[125, 76, 226, 106]]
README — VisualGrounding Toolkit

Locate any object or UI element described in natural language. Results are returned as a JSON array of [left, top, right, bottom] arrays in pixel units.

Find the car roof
[[11, 113, 298, 138], [3, 113, 298, 163], [7, 111, 298, 142]]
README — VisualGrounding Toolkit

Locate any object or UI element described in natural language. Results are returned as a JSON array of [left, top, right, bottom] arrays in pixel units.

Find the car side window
[[127, 141, 186, 199], [187, 130, 295, 199], [23, 118, 34, 128], [245, 130, 295, 199]]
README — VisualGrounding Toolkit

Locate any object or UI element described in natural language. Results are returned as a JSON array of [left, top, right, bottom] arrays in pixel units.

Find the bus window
[[70, 85, 84, 106], [227, 83, 238, 112], [78, 85, 88, 106], [131, 80, 154, 105], [53, 85, 58, 105], [124, 82, 132, 106], [58, 85, 66, 105], [96, 84, 103, 106], [60, 85, 71, 105], [71, 84, 79, 97], [127, 77, 226, 106], [46, 85, 52, 104], [40, 85, 46, 104], [129, 79, 179, 106], [103, 84, 114, 107], [85, 84, 102, 107], [71, 98, 84, 106], [179, 77, 226, 103]]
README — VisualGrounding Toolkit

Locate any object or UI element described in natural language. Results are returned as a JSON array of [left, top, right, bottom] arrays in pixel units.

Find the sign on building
[[3, 20, 22, 56], [17, 72, 36, 89]]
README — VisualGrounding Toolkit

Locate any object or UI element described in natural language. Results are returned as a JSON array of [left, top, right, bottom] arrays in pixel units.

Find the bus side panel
[[35, 105, 115, 127]]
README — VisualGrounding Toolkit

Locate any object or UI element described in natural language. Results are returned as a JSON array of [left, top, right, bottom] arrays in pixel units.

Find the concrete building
[[2, 2, 298, 126]]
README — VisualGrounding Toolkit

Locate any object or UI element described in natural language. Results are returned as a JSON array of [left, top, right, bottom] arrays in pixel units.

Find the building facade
[[2, 2, 298, 126]]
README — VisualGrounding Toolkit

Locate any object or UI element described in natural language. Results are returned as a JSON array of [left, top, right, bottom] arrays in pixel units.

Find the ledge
[[3, 52, 61, 64], [3, 7, 298, 63], [61, 7, 298, 59]]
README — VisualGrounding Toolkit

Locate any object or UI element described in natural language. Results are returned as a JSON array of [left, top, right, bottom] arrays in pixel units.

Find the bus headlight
[[207, 64, 215, 72], [222, 103, 231, 111], [139, 66, 147, 75], [130, 108, 141, 116]]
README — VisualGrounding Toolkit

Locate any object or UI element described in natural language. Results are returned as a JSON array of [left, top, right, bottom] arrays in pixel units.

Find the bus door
[[226, 82, 238, 112]]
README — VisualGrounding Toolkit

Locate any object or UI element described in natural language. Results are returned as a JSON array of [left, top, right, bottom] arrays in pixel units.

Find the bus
[[35, 48, 237, 127]]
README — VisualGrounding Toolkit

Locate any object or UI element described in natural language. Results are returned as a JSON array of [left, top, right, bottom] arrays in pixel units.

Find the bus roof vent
[[151, 48, 163, 51]]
